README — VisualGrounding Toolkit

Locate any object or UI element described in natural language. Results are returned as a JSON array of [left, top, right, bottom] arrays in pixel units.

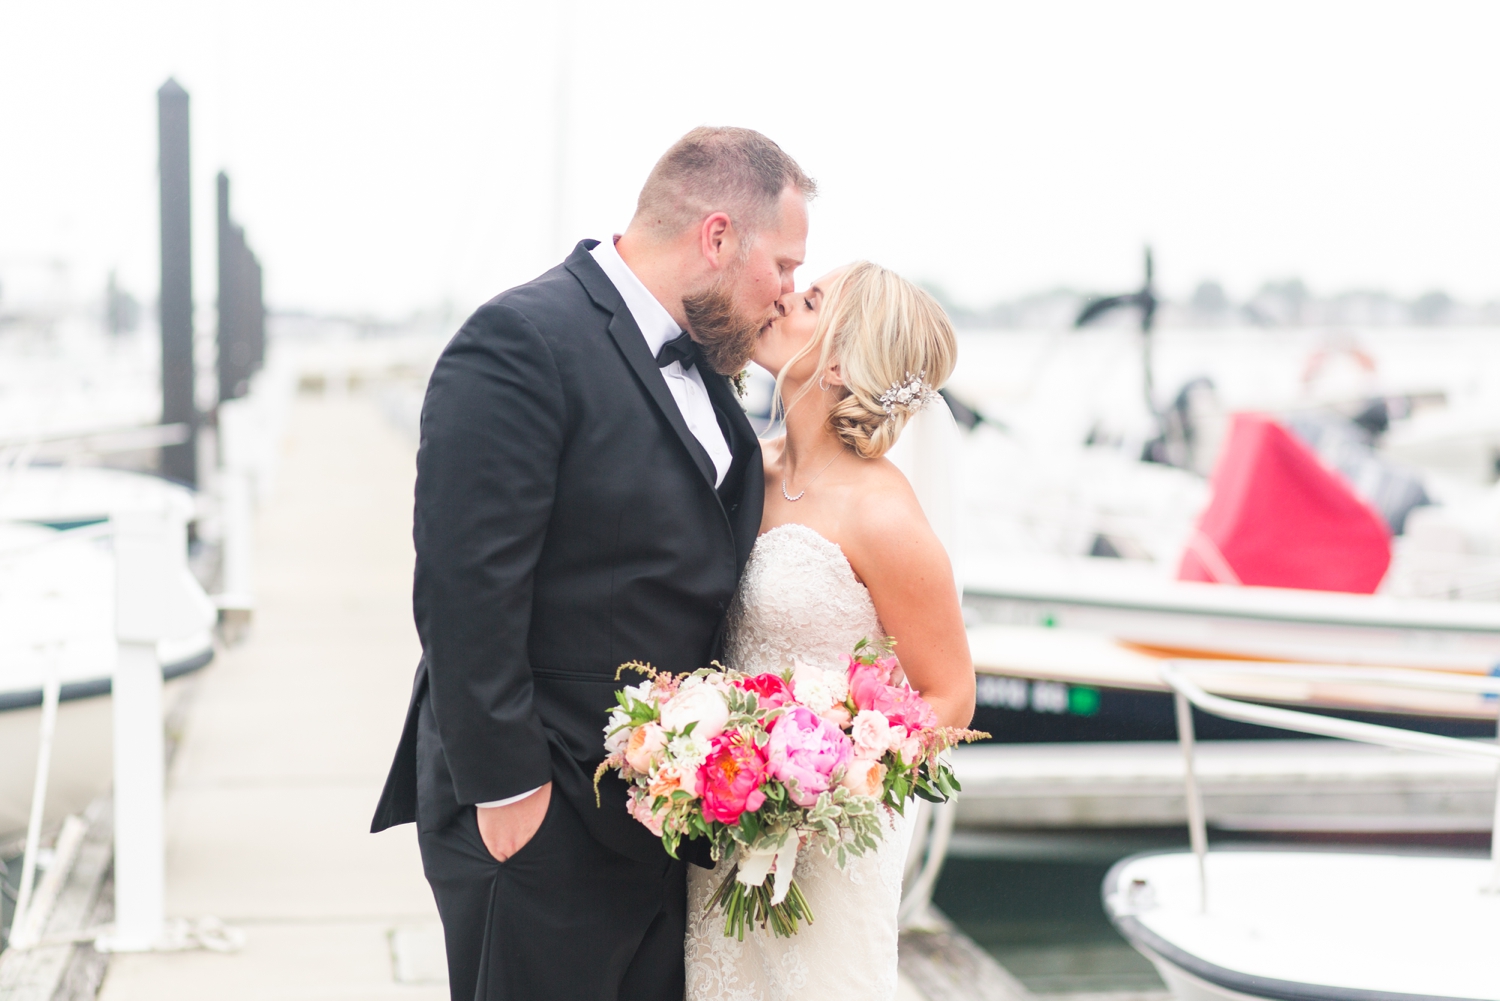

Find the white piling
[[101, 512, 174, 950], [216, 398, 256, 638]]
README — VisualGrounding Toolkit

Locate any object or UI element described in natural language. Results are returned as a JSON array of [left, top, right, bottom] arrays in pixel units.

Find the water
[[1, 850, 18, 953], [933, 832, 1177, 994], [936, 855, 1162, 993]]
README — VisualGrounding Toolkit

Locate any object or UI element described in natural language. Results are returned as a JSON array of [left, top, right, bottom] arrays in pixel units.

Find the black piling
[[158, 78, 197, 487], [216, 172, 265, 404]]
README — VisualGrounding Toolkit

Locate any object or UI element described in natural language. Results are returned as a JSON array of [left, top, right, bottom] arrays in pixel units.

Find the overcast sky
[[3, 1, 1499, 319]]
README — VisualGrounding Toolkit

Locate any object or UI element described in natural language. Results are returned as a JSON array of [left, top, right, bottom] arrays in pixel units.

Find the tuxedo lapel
[[702, 371, 765, 575], [565, 243, 718, 489]]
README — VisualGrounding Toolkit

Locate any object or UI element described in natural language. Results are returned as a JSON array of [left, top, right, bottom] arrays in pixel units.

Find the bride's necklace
[[781, 447, 846, 502]]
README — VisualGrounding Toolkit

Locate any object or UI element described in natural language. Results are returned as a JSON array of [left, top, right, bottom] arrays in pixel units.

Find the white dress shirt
[[590, 236, 734, 486], [475, 237, 735, 811]]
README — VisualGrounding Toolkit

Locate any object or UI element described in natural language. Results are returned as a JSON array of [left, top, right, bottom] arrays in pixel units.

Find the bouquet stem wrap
[[734, 838, 798, 905]]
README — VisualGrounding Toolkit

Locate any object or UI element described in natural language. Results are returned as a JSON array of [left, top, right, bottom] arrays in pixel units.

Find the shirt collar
[[589, 235, 682, 355]]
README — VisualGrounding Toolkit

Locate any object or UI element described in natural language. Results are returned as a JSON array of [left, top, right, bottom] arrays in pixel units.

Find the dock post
[[102, 511, 175, 950], [158, 79, 197, 487], [216, 399, 256, 637], [217, 171, 239, 405], [215, 170, 266, 404]]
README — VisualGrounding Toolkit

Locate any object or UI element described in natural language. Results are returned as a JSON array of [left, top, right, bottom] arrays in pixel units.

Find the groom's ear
[[698, 212, 736, 270]]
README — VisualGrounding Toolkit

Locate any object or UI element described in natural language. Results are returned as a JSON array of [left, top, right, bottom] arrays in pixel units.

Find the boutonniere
[[730, 369, 749, 399]]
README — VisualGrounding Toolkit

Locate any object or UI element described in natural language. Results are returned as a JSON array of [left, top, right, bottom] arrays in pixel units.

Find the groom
[[372, 128, 815, 1000]]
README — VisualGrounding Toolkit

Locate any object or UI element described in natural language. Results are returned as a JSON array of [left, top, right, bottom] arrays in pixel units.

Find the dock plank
[[899, 909, 1033, 1001], [96, 396, 442, 1000]]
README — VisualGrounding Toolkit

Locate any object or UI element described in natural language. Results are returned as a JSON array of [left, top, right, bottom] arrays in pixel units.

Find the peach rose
[[648, 761, 699, 799], [625, 722, 667, 774], [840, 757, 887, 798]]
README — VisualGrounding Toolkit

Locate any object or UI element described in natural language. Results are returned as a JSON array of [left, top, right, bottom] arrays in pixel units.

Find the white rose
[[659, 678, 729, 739], [791, 661, 837, 714], [851, 709, 892, 760]]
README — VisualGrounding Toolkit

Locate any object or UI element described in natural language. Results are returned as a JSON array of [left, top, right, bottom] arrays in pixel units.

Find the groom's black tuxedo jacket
[[371, 242, 763, 866]]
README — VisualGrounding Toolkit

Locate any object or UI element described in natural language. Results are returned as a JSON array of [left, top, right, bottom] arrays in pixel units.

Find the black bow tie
[[655, 331, 701, 372]]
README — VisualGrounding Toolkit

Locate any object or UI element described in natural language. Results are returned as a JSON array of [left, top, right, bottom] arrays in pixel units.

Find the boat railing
[[1160, 660, 1500, 910]]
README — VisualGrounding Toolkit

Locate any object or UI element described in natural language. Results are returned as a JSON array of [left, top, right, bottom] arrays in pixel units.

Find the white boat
[[1102, 662, 1500, 999], [1105, 849, 1500, 1000], [967, 555, 1500, 672], [0, 470, 216, 843]]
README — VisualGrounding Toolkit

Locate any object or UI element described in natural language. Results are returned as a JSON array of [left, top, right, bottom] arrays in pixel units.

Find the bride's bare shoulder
[[843, 457, 931, 546], [840, 457, 948, 588]]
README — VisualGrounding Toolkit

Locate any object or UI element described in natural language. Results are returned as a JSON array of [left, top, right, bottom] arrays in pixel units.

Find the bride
[[685, 261, 976, 1000]]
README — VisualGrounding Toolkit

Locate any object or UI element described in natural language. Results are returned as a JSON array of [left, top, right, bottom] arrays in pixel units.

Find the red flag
[[1178, 413, 1390, 593]]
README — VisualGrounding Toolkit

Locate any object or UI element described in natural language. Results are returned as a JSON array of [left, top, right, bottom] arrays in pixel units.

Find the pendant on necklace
[[781, 480, 805, 502]]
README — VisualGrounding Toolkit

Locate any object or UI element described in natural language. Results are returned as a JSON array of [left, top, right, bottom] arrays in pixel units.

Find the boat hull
[[1103, 850, 1500, 1001], [971, 676, 1499, 744], [0, 651, 211, 843], [965, 624, 1500, 746], [967, 554, 1500, 672]]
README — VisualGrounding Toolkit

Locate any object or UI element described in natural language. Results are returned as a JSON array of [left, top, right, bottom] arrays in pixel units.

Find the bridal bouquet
[[595, 640, 986, 939]]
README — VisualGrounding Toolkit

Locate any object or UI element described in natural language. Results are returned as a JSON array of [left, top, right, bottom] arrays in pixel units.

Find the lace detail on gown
[[684, 523, 914, 1001]]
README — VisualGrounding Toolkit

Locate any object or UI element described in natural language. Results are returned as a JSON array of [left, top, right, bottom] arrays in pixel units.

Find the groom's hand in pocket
[[476, 782, 552, 862]]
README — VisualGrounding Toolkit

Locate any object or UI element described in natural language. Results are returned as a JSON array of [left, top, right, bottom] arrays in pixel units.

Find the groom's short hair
[[634, 127, 816, 241]]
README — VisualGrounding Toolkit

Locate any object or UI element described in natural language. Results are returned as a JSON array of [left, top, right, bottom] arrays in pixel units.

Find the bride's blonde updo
[[773, 261, 958, 459]]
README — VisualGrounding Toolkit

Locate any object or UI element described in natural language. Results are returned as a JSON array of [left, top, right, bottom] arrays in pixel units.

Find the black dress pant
[[419, 791, 687, 1001]]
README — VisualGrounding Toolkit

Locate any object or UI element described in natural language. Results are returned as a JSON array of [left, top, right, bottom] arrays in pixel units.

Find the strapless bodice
[[724, 522, 884, 675]]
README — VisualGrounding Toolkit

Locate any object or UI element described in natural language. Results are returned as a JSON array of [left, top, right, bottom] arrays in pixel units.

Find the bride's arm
[[844, 474, 974, 729]]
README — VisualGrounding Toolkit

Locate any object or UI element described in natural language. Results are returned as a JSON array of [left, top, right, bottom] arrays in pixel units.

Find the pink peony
[[766, 707, 854, 807], [840, 757, 888, 797], [627, 789, 665, 837], [624, 722, 667, 773], [697, 734, 769, 824], [737, 673, 792, 709], [873, 684, 939, 735], [846, 655, 896, 711]]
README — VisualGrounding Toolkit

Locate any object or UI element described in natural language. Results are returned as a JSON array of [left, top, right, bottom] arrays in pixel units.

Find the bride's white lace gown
[[685, 523, 914, 1001]]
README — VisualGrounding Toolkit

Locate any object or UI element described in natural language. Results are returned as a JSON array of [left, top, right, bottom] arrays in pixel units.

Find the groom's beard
[[682, 276, 765, 376]]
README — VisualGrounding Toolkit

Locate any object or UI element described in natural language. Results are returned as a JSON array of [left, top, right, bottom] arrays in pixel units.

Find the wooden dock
[[93, 395, 442, 1000]]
